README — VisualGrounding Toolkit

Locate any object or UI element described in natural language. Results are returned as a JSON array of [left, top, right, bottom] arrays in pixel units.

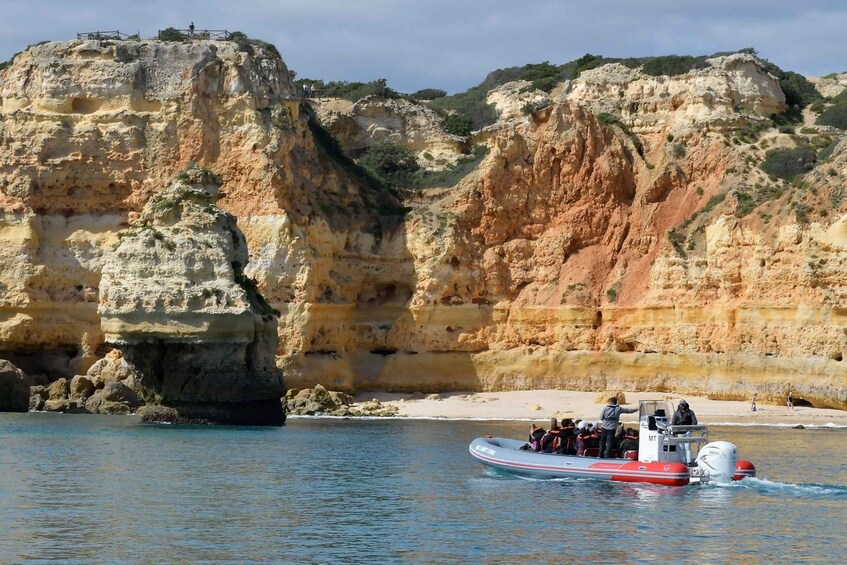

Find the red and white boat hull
[[470, 437, 691, 487]]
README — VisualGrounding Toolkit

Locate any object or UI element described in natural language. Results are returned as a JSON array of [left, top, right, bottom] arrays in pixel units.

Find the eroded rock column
[[98, 166, 285, 424]]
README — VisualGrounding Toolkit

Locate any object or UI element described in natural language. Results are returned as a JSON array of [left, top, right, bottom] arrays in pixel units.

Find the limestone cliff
[[311, 95, 465, 169], [99, 166, 284, 424], [1, 41, 845, 411]]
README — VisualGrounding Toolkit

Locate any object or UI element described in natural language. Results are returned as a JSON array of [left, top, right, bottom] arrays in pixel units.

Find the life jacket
[[557, 426, 576, 454], [529, 427, 546, 451], [576, 433, 593, 455], [541, 428, 560, 452]]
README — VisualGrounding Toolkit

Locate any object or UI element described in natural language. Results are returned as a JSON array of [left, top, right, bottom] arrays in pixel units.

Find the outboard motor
[[695, 441, 738, 484]]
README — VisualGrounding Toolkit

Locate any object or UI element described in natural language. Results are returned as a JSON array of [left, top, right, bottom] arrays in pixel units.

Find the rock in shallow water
[[0, 360, 30, 412], [97, 167, 286, 425], [285, 385, 399, 417]]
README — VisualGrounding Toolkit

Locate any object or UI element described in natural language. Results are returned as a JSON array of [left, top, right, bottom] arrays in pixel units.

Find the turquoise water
[[0, 414, 844, 563]]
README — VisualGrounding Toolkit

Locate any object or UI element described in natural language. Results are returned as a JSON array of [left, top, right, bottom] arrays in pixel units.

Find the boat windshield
[[639, 400, 674, 424]]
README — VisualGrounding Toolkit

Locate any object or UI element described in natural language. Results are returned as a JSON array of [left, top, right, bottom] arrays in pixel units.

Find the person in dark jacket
[[540, 418, 560, 453], [618, 428, 639, 454], [672, 400, 698, 426], [598, 397, 638, 458]]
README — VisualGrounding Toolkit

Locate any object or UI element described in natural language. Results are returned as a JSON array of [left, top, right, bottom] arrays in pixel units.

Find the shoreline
[[349, 390, 847, 427]]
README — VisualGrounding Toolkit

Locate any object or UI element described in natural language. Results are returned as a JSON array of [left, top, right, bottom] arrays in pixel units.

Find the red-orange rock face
[[0, 41, 844, 409]]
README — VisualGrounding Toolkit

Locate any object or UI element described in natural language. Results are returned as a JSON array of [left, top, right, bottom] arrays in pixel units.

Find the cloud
[[1, 1, 846, 93]]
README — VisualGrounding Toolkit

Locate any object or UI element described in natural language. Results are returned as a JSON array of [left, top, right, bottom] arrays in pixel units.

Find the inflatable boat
[[469, 400, 756, 486]]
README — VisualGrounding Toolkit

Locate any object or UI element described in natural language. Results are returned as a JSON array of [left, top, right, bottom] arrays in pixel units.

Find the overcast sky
[[1, 1, 845, 94]]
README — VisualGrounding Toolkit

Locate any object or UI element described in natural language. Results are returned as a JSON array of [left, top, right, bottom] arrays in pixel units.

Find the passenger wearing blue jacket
[[599, 397, 638, 458]]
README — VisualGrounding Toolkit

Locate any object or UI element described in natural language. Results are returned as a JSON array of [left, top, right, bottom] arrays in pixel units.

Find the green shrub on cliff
[[619, 54, 711, 76], [760, 147, 817, 181], [429, 54, 606, 131], [159, 27, 186, 42], [410, 88, 447, 101], [816, 104, 847, 130], [359, 142, 420, 189], [295, 78, 399, 101], [443, 113, 473, 137]]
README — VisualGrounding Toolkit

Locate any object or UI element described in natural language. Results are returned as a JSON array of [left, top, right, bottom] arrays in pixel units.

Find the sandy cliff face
[[0, 41, 845, 410], [99, 167, 284, 423], [0, 39, 403, 383], [311, 95, 465, 169]]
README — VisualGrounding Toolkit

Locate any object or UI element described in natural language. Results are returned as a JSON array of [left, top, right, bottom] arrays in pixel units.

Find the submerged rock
[[98, 166, 285, 425], [0, 360, 30, 412]]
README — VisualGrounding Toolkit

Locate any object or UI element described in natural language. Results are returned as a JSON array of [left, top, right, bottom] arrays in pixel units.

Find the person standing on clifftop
[[189, 22, 195, 36], [598, 397, 637, 458]]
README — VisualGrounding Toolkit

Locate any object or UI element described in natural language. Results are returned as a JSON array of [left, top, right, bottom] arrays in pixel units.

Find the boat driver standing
[[599, 397, 638, 458], [672, 400, 697, 426]]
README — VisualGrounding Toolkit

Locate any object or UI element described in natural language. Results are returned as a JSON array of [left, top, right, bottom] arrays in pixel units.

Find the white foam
[[714, 476, 847, 497]]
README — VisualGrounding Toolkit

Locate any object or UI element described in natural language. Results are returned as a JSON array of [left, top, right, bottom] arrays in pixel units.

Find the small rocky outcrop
[[0, 359, 31, 412], [311, 95, 465, 169], [28, 350, 144, 414], [285, 384, 400, 417], [98, 166, 285, 425]]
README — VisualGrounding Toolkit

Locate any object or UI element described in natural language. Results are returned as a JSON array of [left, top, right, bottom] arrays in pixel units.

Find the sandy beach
[[354, 390, 847, 426]]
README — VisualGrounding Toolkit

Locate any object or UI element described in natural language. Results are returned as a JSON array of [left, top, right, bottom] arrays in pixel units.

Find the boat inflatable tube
[[469, 437, 691, 487]]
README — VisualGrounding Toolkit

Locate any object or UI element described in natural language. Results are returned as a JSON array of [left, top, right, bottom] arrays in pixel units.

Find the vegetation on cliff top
[[816, 91, 847, 130], [760, 147, 817, 181], [293, 78, 399, 101], [357, 142, 489, 190]]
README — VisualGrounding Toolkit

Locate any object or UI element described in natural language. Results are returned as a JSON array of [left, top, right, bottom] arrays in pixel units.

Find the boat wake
[[708, 476, 847, 498]]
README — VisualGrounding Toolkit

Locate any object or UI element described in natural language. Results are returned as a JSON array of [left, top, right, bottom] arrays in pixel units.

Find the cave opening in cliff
[[792, 397, 815, 408], [70, 98, 102, 114]]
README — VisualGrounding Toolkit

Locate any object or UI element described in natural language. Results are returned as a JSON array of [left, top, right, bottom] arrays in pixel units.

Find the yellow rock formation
[[0, 40, 845, 410]]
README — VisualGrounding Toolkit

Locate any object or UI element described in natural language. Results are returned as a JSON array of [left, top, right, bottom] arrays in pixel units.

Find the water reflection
[[0, 414, 843, 562]]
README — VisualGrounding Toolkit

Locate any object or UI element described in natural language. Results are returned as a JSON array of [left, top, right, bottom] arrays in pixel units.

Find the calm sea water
[[0, 414, 844, 564]]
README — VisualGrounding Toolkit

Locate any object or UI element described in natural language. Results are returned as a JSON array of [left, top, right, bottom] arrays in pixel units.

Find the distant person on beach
[[787, 391, 794, 413], [189, 22, 195, 36], [751, 393, 757, 412], [598, 397, 638, 458], [672, 400, 697, 426]]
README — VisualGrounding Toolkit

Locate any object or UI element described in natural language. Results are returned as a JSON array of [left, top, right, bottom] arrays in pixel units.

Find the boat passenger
[[576, 427, 592, 456], [618, 428, 639, 454], [556, 419, 576, 454], [528, 423, 546, 451], [540, 418, 561, 452], [598, 397, 638, 458], [671, 400, 698, 426], [576, 425, 599, 456]]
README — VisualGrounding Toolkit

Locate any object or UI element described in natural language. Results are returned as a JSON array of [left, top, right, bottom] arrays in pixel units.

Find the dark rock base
[[138, 399, 286, 426]]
